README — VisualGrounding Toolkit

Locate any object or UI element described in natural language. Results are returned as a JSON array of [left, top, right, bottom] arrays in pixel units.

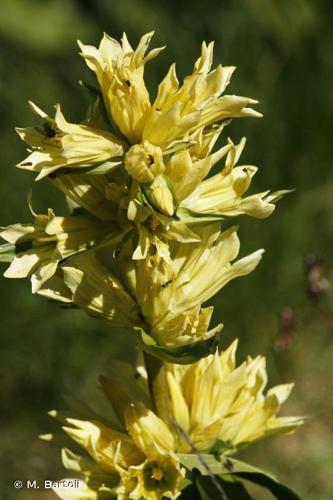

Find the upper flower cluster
[[0, 31, 287, 358], [78, 32, 260, 146]]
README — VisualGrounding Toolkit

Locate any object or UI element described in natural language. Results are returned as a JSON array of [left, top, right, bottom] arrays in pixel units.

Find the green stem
[[143, 350, 164, 412]]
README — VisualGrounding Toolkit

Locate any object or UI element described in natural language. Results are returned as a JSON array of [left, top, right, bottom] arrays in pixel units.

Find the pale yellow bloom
[[102, 343, 302, 454], [50, 342, 302, 499], [0, 207, 119, 293], [16, 101, 125, 180], [164, 124, 230, 204], [17, 217, 263, 350], [126, 402, 175, 457], [1, 209, 58, 292], [133, 224, 264, 346], [126, 197, 201, 261], [181, 137, 288, 219], [35, 223, 262, 347], [52, 405, 184, 499], [165, 341, 303, 451], [129, 455, 182, 500], [52, 172, 122, 221], [148, 305, 222, 348], [120, 128, 283, 261], [63, 418, 144, 468], [11, 32, 281, 271], [142, 41, 261, 148], [79, 32, 260, 148], [38, 252, 142, 328], [78, 32, 164, 144]]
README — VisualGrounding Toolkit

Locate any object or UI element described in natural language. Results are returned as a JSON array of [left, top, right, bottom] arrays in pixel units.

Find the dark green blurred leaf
[[234, 471, 301, 500], [179, 454, 301, 499], [195, 474, 254, 500]]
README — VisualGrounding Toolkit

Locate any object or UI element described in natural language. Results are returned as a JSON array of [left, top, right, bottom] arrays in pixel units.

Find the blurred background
[[1, 0, 333, 498]]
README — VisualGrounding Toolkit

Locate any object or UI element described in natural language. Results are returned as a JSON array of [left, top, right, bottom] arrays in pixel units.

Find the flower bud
[[144, 175, 175, 216], [124, 141, 165, 183]]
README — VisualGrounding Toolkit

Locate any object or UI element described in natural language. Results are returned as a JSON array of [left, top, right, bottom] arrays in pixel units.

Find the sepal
[[137, 326, 221, 364]]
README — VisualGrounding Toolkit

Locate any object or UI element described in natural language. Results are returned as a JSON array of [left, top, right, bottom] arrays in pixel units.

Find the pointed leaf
[[180, 482, 200, 499], [178, 454, 301, 500], [233, 470, 301, 500], [195, 474, 254, 500]]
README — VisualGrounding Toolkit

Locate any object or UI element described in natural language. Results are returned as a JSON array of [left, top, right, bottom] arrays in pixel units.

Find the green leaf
[[177, 454, 302, 499], [217, 477, 254, 499], [180, 482, 199, 499], [195, 474, 254, 500], [178, 453, 233, 475], [137, 328, 220, 364], [195, 474, 227, 500], [209, 439, 237, 456], [234, 471, 301, 500]]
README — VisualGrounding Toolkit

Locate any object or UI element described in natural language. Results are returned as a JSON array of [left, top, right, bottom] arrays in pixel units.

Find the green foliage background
[[1, 0, 333, 498]]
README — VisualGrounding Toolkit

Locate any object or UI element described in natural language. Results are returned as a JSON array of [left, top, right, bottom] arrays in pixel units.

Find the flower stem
[[143, 351, 164, 412]]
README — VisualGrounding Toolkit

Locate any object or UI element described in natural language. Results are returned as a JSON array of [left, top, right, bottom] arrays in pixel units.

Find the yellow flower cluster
[[0, 31, 286, 355], [47, 341, 302, 500]]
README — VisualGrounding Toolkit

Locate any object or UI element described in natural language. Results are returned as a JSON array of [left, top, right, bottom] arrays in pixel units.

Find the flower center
[[142, 457, 179, 492], [151, 466, 164, 481]]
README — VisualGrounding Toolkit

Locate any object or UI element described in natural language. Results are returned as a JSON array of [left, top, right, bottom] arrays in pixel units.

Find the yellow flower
[[50, 342, 302, 499], [79, 32, 260, 148], [51, 406, 184, 499], [20, 219, 262, 351], [52, 172, 123, 221], [133, 224, 264, 346], [35, 223, 261, 347], [148, 305, 222, 348], [78, 32, 165, 144], [126, 402, 175, 456], [141, 41, 261, 148], [165, 341, 303, 451], [105, 343, 302, 453], [16, 101, 125, 180], [0, 208, 58, 292], [63, 418, 144, 469], [129, 455, 182, 500], [164, 123, 230, 204], [121, 128, 284, 261], [0, 206, 120, 293], [181, 137, 289, 219], [126, 196, 201, 261], [38, 252, 142, 328]]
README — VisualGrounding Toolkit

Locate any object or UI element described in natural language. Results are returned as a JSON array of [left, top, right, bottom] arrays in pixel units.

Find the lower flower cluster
[[47, 341, 303, 499]]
